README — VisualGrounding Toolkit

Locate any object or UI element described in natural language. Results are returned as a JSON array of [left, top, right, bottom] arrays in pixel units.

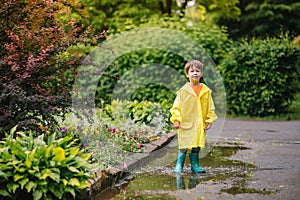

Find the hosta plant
[[0, 126, 93, 200]]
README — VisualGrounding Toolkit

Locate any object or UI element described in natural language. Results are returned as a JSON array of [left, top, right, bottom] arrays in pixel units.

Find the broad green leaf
[[8, 160, 20, 167], [80, 153, 92, 161], [28, 148, 37, 161], [50, 160, 56, 167], [10, 125, 17, 135], [52, 188, 63, 199], [62, 179, 68, 186], [7, 182, 19, 193], [49, 172, 60, 183], [79, 180, 90, 189], [65, 187, 75, 198], [50, 167, 60, 174], [24, 159, 32, 168], [19, 177, 29, 189], [0, 171, 8, 179], [52, 147, 65, 162], [0, 189, 11, 197], [57, 136, 72, 146], [14, 174, 24, 182], [40, 169, 52, 179], [25, 181, 36, 192], [47, 133, 55, 145], [0, 147, 9, 153], [68, 166, 80, 173], [28, 169, 37, 174], [70, 147, 79, 157], [69, 178, 80, 186], [18, 166, 27, 173], [45, 146, 52, 159], [36, 180, 48, 186], [33, 189, 43, 200]]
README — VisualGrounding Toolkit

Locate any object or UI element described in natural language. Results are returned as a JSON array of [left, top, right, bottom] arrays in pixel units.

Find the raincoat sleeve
[[205, 95, 217, 124], [170, 92, 182, 124]]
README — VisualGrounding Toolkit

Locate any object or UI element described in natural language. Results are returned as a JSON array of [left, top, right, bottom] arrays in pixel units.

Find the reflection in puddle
[[221, 186, 274, 195], [94, 142, 275, 199], [175, 173, 199, 190]]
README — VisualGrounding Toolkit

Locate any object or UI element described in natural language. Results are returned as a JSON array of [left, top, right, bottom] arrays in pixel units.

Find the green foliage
[[58, 100, 169, 166], [78, 0, 167, 34], [105, 100, 171, 129], [105, 100, 170, 142], [59, 112, 129, 167], [220, 0, 300, 38], [96, 17, 231, 106], [220, 35, 300, 117], [0, 0, 96, 135], [198, 0, 241, 23], [59, 102, 169, 167], [77, 0, 240, 35], [0, 127, 93, 200]]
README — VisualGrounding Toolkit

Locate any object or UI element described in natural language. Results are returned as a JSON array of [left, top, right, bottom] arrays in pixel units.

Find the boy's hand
[[205, 123, 212, 130], [173, 121, 180, 129]]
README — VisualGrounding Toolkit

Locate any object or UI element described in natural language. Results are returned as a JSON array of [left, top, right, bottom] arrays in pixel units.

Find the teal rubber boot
[[174, 150, 187, 173], [175, 174, 185, 189], [189, 151, 206, 173]]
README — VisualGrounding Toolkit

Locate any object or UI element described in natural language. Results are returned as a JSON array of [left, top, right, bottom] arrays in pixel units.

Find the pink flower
[[108, 128, 117, 134], [137, 143, 141, 149], [111, 128, 117, 134], [61, 127, 66, 133], [123, 163, 128, 171]]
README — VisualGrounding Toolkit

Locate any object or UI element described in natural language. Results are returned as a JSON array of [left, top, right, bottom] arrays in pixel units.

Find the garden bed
[[89, 132, 176, 199]]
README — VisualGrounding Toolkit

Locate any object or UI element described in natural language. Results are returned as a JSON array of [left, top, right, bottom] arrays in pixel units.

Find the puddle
[[93, 141, 274, 199], [221, 186, 274, 195]]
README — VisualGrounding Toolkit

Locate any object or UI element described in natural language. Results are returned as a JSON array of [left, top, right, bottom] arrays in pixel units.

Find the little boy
[[170, 59, 217, 173]]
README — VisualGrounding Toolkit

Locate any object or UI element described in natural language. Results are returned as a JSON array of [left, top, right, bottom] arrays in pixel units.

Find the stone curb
[[89, 131, 177, 198]]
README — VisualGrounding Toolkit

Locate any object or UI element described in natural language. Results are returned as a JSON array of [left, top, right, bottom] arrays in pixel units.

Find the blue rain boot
[[174, 149, 187, 173], [189, 148, 205, 173]]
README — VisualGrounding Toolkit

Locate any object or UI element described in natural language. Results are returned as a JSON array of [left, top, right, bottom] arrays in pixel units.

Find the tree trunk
[[180, 0, 188, 17]]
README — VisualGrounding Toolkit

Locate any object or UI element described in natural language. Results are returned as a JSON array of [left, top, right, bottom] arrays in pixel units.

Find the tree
[[219, 0, 300, 38], [0, 0, 97, 136], [195, 0, 240, 23], [78, 0, 240, 34], [78, 0, 173, 34]]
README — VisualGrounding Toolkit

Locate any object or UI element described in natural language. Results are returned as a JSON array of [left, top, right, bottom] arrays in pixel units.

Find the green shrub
[[96, 17, 231, 105], [220, 35, 300, 117], [105, 100, 171, 129], [0, 127, 93, 200], [59, 105, 166, 167]]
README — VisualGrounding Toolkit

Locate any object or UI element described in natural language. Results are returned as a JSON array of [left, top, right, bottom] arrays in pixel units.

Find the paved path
[[93, 119, 300, 200], [198, 118, 300, 200]]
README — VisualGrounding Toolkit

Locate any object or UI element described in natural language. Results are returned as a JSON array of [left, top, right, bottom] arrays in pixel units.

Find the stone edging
[[89, 132, 177, 198]]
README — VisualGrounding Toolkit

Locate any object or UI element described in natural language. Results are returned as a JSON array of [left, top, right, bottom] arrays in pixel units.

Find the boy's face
[[186, 66, 202, 84]]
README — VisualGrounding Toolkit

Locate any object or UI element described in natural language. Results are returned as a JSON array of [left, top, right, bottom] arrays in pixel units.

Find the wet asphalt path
[[202, 118, 300, 200], [96, 119, 300, 200]]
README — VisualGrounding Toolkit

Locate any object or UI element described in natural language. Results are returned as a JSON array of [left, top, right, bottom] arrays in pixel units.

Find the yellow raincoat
[[170, 83, 217, 149]]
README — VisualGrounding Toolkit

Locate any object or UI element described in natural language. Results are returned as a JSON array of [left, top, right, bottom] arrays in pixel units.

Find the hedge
[[220, 35, 300, 117]]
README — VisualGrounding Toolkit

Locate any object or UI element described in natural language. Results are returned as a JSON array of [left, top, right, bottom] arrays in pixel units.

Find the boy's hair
[[184, 59, 203, 75]]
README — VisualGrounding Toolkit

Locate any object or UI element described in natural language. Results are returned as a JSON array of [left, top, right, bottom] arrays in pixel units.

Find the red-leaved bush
[[0, 0, 100, 137]]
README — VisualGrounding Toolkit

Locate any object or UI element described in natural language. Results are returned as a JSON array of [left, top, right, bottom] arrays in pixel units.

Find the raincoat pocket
[[180, 121, 194, 130]]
